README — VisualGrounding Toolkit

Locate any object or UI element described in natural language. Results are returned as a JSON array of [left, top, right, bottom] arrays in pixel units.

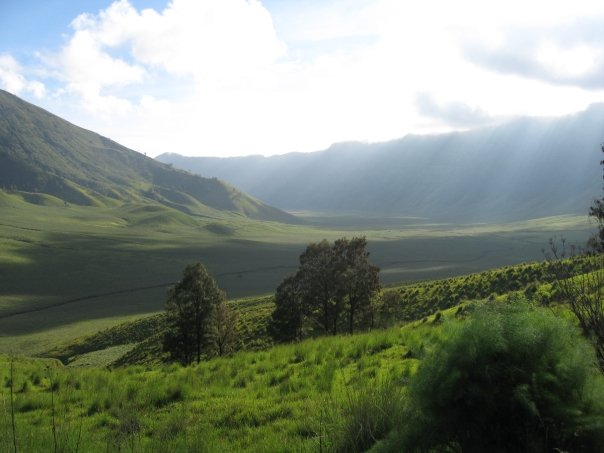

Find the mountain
[[158, 106, 604, 222], [0, 89, 296, 224]]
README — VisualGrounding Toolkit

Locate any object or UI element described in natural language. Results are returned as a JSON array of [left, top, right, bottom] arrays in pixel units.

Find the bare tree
[[214, 300, 238, 356], [545, 238, 604, 373]]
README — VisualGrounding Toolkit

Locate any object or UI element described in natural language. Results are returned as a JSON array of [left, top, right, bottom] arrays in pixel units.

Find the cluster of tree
[[270, 237, 380, 342], [162, 263, 238, 365]]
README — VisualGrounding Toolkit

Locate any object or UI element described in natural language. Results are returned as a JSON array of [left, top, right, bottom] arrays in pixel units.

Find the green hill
[[0, 89, 297, 224]]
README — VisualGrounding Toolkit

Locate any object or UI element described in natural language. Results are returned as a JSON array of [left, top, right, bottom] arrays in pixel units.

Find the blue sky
[[2, 0, 604, 157]]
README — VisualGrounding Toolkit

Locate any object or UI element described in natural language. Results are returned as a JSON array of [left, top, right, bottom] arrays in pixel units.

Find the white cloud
[[7, 0, 604, 156], [0, 54, 46, 98], [36, 0, 291, 146], [130, 0, 286, 82]]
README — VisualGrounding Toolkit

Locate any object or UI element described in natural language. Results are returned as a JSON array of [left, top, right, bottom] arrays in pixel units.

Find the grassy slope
[[0, 311, 449, 453], [0, 187, 592, 356], [0, 89, 296, 224]]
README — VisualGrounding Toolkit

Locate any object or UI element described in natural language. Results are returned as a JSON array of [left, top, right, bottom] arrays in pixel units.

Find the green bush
[[380, 300, 604, 452]]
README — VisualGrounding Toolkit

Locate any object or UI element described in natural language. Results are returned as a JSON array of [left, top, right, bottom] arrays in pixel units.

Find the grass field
[[0, 310, 448, 452], [0, 189, 594, 355]]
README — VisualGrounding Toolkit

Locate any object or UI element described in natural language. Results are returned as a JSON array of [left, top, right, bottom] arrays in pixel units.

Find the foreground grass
[[1, 314, 448, 452], [5, 298, 603, 452]]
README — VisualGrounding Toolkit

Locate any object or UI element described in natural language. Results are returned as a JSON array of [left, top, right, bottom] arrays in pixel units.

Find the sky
[[2, 0, 604, 157]]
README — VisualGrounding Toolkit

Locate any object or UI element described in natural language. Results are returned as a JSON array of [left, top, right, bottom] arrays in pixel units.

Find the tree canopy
[[270, 237, 380, 341]]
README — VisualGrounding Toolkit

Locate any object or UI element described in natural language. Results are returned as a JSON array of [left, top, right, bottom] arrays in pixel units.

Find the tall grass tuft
[[330, 378, 405, 453]]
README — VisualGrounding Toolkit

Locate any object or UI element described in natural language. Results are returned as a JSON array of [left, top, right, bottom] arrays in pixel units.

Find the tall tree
[[335, 237, 381, 334], [163, 263, 224, 365], [298, 240, 340, 334]]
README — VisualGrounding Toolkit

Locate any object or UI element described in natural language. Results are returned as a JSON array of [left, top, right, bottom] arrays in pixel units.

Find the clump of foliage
[[378, 300, 604, 452], [270, 237, 380, 341]]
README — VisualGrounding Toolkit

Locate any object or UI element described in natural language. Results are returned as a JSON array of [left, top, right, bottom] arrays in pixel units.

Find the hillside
[[3, 282, 604, 452], [158, 105, 604, 222], [0, 89, 296, 224], [39, 257, 591, 369]]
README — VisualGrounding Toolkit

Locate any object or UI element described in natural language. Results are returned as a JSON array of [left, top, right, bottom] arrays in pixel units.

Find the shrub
[[382, 300, 604, 452]]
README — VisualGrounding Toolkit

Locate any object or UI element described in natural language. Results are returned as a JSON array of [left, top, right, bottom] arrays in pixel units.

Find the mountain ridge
[[158, 105, 604, 222]]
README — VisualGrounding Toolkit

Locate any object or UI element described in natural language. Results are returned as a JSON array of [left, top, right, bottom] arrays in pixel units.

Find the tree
[[269, 276, 304, 342], [298, 240, 339, 334], [376, 289, 403, 328], [163, 263, 224, 365], [270, 237, 381, 341], [213, 300, 238, 356], [335, 237, 380, 334]]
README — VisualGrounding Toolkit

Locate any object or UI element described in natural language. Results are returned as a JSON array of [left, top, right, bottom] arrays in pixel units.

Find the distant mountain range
[[0, 89, 296, 224], [158, 106, 604, 222]]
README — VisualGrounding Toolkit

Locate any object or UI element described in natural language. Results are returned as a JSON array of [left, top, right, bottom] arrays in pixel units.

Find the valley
[[0, 185, 592, 355]]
